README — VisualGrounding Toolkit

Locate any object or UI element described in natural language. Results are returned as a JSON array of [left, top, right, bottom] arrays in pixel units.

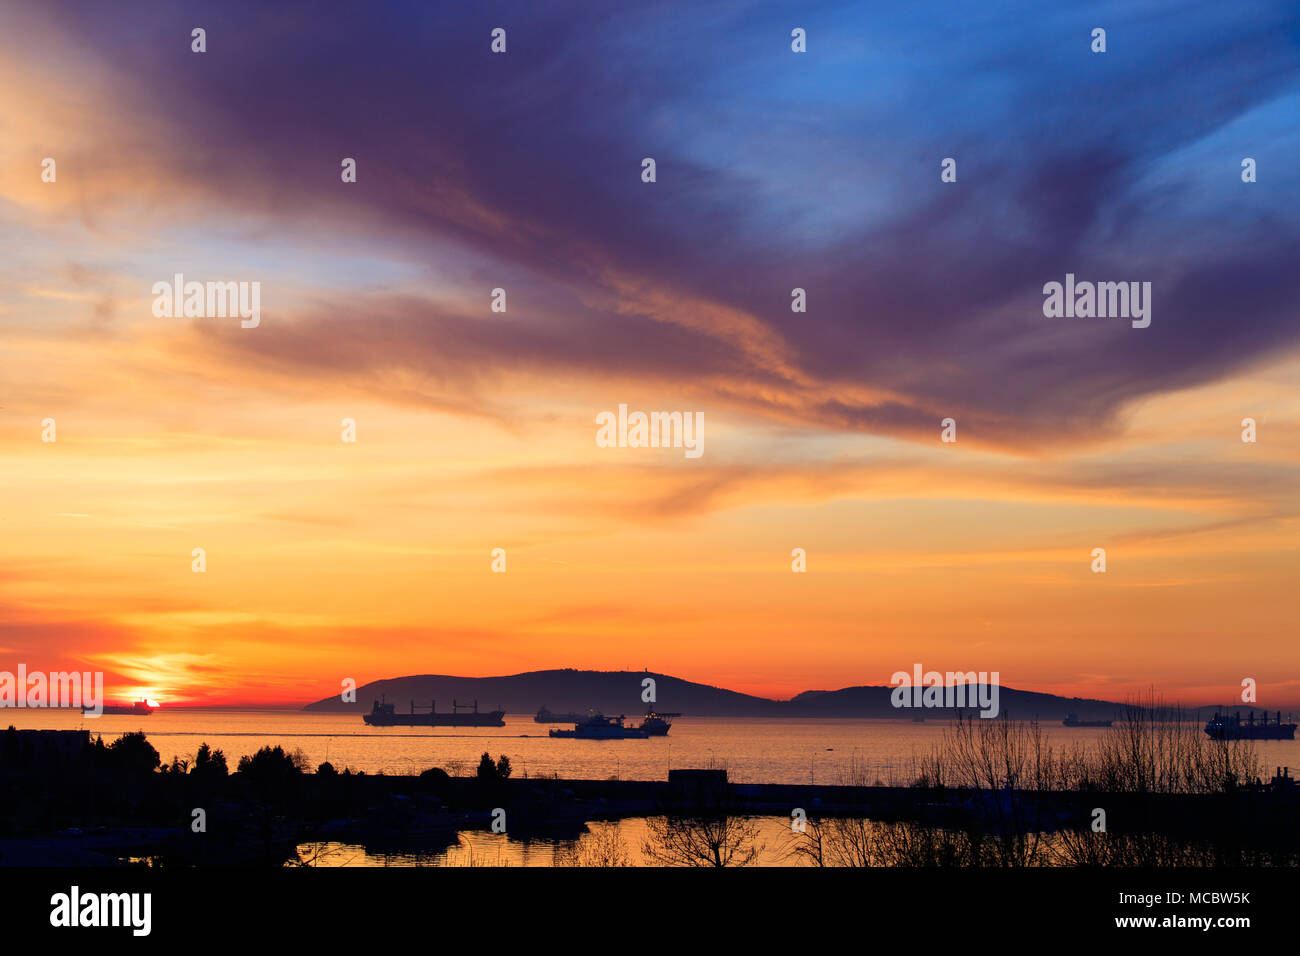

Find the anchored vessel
[[534, 706, 586, 724], [363, 697, 505, 727], [637, 712, 676, 736], [84, 700, 154, 716], [549, 712, 673, 739], [1063, 713, 1112, 728], [1204, 711, 1296, 741]]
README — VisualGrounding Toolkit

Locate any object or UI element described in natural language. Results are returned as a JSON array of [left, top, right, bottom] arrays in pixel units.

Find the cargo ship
[[363, 697, 505, 727], [549, 712, 673, 739], [1204, 711, 1296, 741], [1063, 713, 1112, 728], [83, 700, 154, 716]]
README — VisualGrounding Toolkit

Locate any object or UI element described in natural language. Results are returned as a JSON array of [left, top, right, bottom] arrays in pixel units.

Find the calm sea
[[7, 708, 1298, 784]]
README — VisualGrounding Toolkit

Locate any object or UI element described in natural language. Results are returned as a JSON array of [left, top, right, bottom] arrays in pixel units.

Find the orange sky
[[3, 340, 1296, 707]]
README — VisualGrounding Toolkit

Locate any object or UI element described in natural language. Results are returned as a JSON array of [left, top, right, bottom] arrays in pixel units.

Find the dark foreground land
[[3, 723, 1299, 866]]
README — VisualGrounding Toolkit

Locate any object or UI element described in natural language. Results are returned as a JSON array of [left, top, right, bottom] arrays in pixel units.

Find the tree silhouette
[[106, 732, 160, 776], [237, 745, 304, 788], [474, 753, 513, 781], [193, 742, 228, 778]]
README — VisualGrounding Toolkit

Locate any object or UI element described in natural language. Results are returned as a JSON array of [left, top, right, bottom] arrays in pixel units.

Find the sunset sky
[[1, 1, 1297, 708]]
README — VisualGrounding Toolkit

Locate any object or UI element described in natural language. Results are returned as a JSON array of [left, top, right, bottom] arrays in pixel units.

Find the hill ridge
[[300, 669, 1237, 720]]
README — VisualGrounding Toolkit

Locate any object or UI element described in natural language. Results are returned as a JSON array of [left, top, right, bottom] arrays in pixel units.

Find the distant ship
[[549, 712, 673, 739], [538, 707, 678, 731], [363, 697, 505, 727], [84, 700, 154, 716], [637, 712, 676, 736], [534, 706, 586, 724], [1063, 713, 1112, 728], [1204, 711, 1296, 741]]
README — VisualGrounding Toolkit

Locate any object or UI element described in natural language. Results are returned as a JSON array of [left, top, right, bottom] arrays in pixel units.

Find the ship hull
[[364, 711, 505, 727], [549, 728, 648, 739], [1205, 725, 1296, 741], [548, 711, 668, 739]]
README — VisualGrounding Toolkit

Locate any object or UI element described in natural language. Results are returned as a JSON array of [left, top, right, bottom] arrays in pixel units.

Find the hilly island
[[303, 669, 1145, 721]]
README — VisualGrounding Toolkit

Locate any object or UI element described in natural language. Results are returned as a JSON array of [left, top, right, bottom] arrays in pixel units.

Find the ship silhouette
[[548, 712, 674, 739], [1204, 711, 1296, 741], [363, 697, 505, 727], [1063, 712, 1112, 728], [83, 699, 154, 716]]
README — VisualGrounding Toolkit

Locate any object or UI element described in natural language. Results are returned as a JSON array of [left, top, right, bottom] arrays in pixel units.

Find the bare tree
[[642, 812, 764, 867], [791, 695, 1272, 869], [785, 815, 874, 867], [555, 823, 633, 867], [1089, 693, 1259, 795], [294, 841, 363, 867], [917, 712, 1057, 866], [786, 815, 980, 867]]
